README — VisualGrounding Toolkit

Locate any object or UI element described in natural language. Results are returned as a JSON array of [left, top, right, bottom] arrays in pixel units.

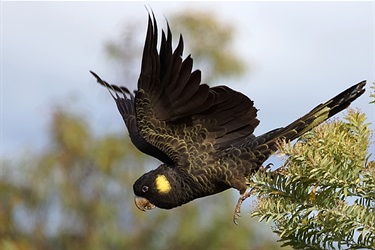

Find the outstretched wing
[[91, 14, 259, 167]]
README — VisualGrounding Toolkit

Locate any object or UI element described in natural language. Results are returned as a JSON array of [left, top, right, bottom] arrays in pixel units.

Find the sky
[[1, 1, 374, 159]]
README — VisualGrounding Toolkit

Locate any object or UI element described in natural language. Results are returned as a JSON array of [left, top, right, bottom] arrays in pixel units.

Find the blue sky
[[1, 1, 374, 158]]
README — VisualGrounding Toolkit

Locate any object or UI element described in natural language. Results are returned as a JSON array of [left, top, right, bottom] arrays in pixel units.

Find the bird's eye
[[142, 186, 149, 193]]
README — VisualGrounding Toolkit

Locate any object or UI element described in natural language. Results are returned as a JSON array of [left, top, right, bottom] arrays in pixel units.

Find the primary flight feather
[[91, 14, 366, 224]]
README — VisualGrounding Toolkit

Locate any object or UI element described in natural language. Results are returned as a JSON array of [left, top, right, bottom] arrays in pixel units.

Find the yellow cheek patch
[[155, 175, 171, 194]]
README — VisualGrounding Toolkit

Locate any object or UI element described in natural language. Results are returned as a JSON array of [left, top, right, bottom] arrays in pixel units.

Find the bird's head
[[133, 164, 201, 211], [133, 164, 190, 211]]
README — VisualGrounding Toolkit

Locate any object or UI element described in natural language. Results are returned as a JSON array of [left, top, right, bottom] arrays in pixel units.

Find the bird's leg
[[233, 189, 253, 225], [232, 165, 272, 224], [233, 164, 275, 224]]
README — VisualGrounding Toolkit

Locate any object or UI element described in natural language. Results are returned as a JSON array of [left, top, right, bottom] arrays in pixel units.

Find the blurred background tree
[[170, 11, 246, 84], [1, 10, 283, 250]]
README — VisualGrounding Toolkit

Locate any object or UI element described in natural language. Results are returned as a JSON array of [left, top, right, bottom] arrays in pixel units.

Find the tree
[[170, 10, 246, 83], [249, 108, 375, 249]]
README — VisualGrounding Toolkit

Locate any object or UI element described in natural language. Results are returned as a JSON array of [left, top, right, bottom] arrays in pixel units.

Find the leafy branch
[[249, 109, 375, 249]]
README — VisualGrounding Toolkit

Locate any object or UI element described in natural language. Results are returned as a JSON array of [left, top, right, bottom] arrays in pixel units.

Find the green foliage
[[370, 82, 375, 104], [250, 110, 375, 249]]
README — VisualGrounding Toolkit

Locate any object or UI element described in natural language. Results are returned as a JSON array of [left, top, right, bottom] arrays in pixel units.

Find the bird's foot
[[233, 189, 253, 225]]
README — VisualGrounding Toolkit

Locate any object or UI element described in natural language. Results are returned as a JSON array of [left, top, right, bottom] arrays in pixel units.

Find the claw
[[233, 206, 241, 225], [233, 189, 254, 225]]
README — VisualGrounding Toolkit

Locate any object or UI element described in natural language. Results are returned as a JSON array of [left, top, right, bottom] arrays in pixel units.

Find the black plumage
[[91, 14, 366, 224]]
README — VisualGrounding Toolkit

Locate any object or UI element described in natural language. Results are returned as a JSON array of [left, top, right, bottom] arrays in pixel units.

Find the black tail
[[251, 80, 366, 162]]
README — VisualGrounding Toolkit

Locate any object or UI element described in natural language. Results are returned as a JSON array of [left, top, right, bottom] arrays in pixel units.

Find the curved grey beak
[[134, 196, 156, 211]]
